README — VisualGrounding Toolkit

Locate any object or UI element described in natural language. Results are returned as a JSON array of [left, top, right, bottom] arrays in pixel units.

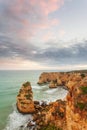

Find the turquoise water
[[0, 70, 67, 130]]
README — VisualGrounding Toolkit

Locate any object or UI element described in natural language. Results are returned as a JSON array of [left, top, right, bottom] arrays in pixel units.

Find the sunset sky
[[0, 0, 87, 70]]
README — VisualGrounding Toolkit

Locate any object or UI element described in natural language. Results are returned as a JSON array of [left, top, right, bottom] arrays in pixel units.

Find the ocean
[[0, 70, 67, 130]]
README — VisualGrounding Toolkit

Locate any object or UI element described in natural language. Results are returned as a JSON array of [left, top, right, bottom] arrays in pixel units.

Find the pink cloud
[[59, 29, 66, 37], [10, 0, 64, 19], [6, 0, 64, 39], [42, 32, 54, 41], [36, 0, 64, 16]]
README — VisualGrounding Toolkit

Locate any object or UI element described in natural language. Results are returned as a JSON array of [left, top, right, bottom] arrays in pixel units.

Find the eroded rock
[[16, 72, 87, 130], [17, 81, 35, 114]]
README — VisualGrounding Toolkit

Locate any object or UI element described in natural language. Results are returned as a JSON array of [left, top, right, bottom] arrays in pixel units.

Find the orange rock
[[17, 82, 35, 114]]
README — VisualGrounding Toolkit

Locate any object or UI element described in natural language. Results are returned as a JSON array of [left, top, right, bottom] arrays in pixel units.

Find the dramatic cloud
[[0, 0, 87, 70], [0, 34, 87, 67], [0, 35, 39, 60], [33, 40, 87, 65]]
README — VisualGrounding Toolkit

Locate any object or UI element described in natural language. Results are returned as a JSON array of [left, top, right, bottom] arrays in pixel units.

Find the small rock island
[[16, 71, 87, 130], [17, 82, 35, 113]]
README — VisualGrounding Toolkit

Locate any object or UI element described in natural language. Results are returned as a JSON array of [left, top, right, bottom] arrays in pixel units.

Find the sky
[[0, 0, 87, 70]]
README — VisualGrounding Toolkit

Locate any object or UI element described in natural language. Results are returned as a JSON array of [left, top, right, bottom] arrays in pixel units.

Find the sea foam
[[45, 88, 58, 94], [4, 106, 32, 130]]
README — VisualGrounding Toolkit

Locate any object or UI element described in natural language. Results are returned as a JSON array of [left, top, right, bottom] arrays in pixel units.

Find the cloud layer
[[0, 34, 87, 67], [0, 0, 87, 69], [0, 0, 63, 39]]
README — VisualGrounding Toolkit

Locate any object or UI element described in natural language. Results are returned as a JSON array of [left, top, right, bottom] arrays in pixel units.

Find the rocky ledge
[[16, 71, 87, 130]]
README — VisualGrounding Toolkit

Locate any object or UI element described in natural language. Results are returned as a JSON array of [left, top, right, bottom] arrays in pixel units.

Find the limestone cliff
[[16, 72, 87, 130], [38, 72, 86, 89], [16, 81, 35, 114], [66, 79, 87, 130], [35, 78, 87, 130]]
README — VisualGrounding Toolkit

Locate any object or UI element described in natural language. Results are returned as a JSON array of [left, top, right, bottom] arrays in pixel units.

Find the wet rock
[[41, 101, 47, 107], [27, 121, 35, 127], [34, 101, 40, 105]]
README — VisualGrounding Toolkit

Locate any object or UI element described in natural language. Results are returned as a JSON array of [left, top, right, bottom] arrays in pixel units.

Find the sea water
[[0, 70, 67, 130]]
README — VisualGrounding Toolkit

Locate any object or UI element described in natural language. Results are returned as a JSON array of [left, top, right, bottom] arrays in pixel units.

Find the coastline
[[0, 70, 67, 130], [1, 69, 87, 130], [16, 71, 87, 130]]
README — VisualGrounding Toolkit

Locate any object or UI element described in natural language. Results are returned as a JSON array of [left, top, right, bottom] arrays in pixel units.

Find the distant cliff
[[37, 71, 87, 89]]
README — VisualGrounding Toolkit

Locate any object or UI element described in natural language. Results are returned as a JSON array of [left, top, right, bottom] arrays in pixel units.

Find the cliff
[[37, 72, 86, 89], [66, 79, 87, 130], [16, 71, 87, 130]]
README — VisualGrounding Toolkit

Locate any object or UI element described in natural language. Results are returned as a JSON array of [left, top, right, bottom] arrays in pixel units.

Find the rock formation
[[35, 78, 87, 130], [32, 100, 66, 130], [38, 72, 87, 90], [16, 81, 35, 114], [66, 79, 87, 130], [16, 71, 87, 130], [37, 72, 64, 85]]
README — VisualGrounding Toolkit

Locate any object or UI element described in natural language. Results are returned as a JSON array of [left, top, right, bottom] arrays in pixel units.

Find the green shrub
[[80, 86, 87, 94], [76, 102, 86, 110], [21, 102, 25, 104], [24, 94, 31, 99], [81, 73, 85, 78], [23, 82, 31, 87]]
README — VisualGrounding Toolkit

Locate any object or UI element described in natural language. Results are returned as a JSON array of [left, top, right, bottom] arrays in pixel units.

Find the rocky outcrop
[[37, 72, 63, 85], [66, 79, 87, 130], [16, 72, 87, 130], [32, 100, 66, 130], [49, 80, 58, 88], [37, 72, 87, 130], [38, 72, 87, 90], [16, 82, 35, 114], [35, 79, 87, 130]]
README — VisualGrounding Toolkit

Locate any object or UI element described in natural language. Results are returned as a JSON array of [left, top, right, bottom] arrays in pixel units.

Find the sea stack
[[16, 81, 35, 114]]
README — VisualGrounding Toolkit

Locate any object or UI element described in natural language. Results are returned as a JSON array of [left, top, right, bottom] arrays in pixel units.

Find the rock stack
[[16, 81, 35, 114]]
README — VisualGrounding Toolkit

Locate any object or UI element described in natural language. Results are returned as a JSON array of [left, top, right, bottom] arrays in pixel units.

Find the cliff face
[[44, 100, 66, 130], [66, 79, 87, 130], [16, 72, 87, 130], [32, 100, 66, 130], [37, 72, 87, 130], [37, 72, 66, 85], [38, 72, 86, 90], [37, 79, 87, 130]]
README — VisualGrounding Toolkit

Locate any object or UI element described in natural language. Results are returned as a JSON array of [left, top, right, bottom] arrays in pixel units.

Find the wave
[[32, 84, 48, 90], [4, 105, 33, 130], [3, 86, 68, 130], [45, 88, 58, 94], [32, 85, 42, 90]]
